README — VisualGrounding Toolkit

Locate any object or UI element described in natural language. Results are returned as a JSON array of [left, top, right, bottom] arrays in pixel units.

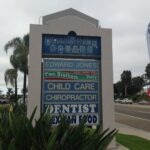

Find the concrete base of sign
[[28, 8, 115, 148]]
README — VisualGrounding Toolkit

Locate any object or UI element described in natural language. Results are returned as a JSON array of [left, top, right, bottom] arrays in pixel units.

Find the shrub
[[0, 105, 118, 150], [129, 93, 150, 102]]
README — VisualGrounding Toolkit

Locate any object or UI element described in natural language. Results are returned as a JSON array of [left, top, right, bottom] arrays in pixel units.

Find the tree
[[4, 34, 29, 103], [16, 34, 29, 103], [121, 70, 132, 97], [114, 81, 124, 97], [4, 53, 19, 100], [6, 88, 14, 99], [131, 76, 144, 94], [4, 69, 17, 100], [145, 63, 150, 79]]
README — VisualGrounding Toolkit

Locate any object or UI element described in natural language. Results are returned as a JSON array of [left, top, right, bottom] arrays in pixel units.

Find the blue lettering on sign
[[42, 34, 101, 57], [46, 114, 99, 125]]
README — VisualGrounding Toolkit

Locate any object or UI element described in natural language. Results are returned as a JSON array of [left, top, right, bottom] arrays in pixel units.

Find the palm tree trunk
[[125, 85, 128, 97], [23, 71, 27, 104], [15, 76, 17, 101]]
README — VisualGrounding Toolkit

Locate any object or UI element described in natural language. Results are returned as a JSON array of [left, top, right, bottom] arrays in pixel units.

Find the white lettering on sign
[[45, 94, 97, 101], [74, 83, 95, 90], [46, 104, 97, 114], [44, 36, 98, 47], [46, 44, 96, 55], [46, 83, 96, 91], [45, 61, 73, 68], [44, 61, 98, 70], [76, 62, 96, 69], [47, 83, 71, 90], [57, 72, 78, 80]]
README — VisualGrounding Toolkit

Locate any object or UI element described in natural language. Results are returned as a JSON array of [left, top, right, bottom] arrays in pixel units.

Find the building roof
[[42, 8, 99, 27]]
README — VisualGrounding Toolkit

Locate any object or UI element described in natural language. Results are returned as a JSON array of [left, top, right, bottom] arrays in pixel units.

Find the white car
[[121, 98, 133, 104], [114, 98, 121, 103]]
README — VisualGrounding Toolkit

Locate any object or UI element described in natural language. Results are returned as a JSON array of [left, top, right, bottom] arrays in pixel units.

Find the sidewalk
[[115, 122, 150, 140], [112, 122, 150, 150], [115, 143, 129, 150]]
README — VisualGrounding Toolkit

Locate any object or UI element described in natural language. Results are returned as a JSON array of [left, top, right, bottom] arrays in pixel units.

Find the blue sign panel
[[42, 34, 101, 57], [42, 59, 100, 125]]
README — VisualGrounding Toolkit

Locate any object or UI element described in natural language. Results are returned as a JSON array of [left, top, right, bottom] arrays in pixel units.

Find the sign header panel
[[42, 34, 101, 57]]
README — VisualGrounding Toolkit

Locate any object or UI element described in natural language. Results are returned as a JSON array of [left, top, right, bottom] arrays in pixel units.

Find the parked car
[[121, 98, 133, 104], [138, 100, 150, 105], [0, 99, 9, 104], [114, 98, 121, 103]]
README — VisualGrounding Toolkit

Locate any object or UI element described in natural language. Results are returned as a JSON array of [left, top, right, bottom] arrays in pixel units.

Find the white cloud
[[0, 0, 149, 91]]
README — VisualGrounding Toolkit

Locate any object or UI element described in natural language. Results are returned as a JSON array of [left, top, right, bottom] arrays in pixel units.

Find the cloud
[[0, 0, 150, 88]]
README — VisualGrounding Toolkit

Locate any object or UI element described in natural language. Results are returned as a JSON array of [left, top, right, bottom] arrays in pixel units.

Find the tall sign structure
[[28, 8, 115, 148], [147, 22, 150, 59]]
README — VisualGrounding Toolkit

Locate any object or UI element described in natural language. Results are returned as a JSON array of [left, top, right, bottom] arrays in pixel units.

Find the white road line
[[137, 111, 150, 115], [118, 109, 150, 115], [115, 109, 150, 115], [115, 112, 150, 122], [115, 103, 150, 109]]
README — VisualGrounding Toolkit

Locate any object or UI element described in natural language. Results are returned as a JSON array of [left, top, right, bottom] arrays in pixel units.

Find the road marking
[[115, 108, 150, 117], [115, 103, 150, 109], [116, 109, 150, 115], [137, 111, 150, 114], [115, 112, 150, 122]]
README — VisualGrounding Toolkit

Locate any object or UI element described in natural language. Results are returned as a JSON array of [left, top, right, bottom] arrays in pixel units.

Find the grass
[[116, 133, 150, 150]]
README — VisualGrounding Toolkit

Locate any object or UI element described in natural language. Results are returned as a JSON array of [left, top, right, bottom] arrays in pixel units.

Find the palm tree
[[4, 68, 17, 100], [121, 70, 132, 97], [4, 34, 29, 103], [4, 53, 19, 100], [18, 34, 29, 103], [145, 63, 150, 80]]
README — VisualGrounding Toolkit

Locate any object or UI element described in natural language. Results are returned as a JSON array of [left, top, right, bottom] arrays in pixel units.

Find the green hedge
[[129, 93, 150, 102]]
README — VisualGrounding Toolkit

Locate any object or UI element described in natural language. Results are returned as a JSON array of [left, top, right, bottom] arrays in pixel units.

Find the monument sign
[[28, 8, 115, 148]]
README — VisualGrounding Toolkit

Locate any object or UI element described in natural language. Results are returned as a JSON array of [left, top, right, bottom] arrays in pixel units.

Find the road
[[115, 103, 150, 131]]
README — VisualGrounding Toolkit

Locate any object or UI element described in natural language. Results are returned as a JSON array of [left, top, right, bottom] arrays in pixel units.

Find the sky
[[0, 0, 149, 93]]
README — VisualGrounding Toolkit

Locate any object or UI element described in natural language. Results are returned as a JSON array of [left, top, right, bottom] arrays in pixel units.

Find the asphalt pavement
[[115, 103, 150, 131]]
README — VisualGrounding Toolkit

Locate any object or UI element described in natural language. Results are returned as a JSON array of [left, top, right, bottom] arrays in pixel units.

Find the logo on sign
[[42, 34, 101, 57]]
